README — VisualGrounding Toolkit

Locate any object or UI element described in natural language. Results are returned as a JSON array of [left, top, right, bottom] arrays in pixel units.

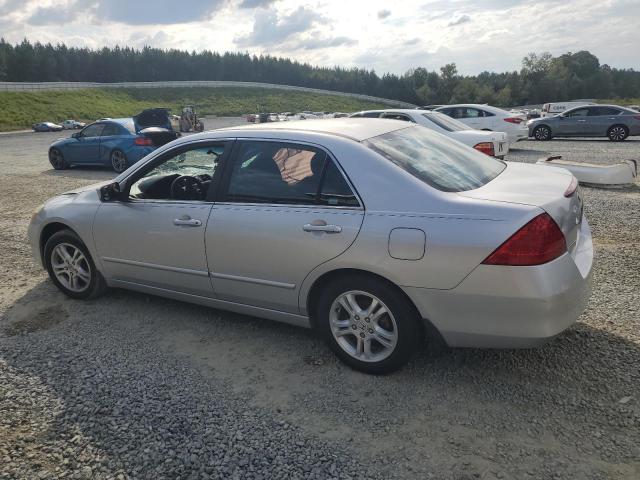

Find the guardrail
[[0, 81, 416, 108]]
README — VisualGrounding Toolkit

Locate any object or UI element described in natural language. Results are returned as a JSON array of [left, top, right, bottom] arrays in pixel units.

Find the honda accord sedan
[[28, 119, 593, 373]]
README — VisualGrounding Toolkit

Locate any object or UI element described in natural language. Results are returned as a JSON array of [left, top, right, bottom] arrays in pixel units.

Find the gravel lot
[[1, 119, 639, 479]]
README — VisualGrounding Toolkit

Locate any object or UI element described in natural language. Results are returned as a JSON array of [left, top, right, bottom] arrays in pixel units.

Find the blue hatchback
[[48, 109, 180, 173]]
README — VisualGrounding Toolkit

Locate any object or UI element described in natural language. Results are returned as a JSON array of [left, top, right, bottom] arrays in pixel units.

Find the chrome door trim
[[102, 256, 210, 277], [209, 272, 296, 289]]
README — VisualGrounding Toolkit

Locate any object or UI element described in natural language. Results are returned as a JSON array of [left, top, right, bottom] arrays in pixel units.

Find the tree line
[[1, 39, 639, 106]]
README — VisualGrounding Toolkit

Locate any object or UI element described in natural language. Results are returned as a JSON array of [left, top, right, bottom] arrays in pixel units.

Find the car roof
[[217, 118, 411, 142]]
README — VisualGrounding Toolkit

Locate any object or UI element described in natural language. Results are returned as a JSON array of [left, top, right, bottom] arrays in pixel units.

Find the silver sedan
[[29, 119, 593, 373]]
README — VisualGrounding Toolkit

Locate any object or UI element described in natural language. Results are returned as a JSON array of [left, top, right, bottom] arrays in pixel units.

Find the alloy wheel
[[609, 126, 627, 141], [49, 149, 64, 169], [111, 150, 127, 172], [329, 290, 398, 362], [534, 126, 550, 140], [50, 243, 91, 293]]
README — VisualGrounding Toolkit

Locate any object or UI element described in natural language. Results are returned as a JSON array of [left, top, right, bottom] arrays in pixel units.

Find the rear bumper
[[403, 217, 593, 348]]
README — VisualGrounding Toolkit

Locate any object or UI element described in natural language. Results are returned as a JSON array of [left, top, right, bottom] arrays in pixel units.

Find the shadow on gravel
[[2, 281, 639, 478]]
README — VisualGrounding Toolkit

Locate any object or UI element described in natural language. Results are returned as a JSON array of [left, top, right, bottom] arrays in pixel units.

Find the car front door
[[557, 107, 590, 135], [93, 141, 230, 297], [205, 140, 364, 314], [64, 123, 104, 164]]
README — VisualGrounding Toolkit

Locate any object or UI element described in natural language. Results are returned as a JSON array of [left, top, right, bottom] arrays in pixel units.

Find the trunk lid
[[458, 162, 583, 249], [133, 108, 180, 146]]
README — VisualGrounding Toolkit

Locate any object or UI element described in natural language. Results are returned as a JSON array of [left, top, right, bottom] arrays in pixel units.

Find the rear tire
[[533, 125, 552, 141], [607, 125, 628, 141], [110, 149, 127, 173], [44, 230, 107, 300], [315, 274, 422, 374], [48, 148, 66, 170]]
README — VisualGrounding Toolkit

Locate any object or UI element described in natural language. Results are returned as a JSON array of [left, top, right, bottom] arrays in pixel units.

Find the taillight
[[135, 136, 153, 146], [482, 213, 567, 266], [473, 142, 495, 156], [633, 115, 640, 120], [504, 117, 523, 124], [564, 176, 578, 197]]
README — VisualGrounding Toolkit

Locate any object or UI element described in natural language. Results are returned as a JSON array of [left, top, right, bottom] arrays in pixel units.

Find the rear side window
[[363, 126, 506, 192], [589, 107, 621, 116], [101, 123, 123, 136], [225, 141, 359, 206]]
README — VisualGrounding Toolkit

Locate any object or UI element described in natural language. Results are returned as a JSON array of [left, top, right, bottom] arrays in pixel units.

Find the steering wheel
[[170, 175, 205, 200]]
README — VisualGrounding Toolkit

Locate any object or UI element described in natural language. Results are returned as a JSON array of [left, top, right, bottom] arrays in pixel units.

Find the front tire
[[48, 148, 67, 170], [44, 230, 107, 300], [533, 125, 552, 141], [110, 149, 127, 173], [316, 274, 422, 374], [608, 125, 628, 141]]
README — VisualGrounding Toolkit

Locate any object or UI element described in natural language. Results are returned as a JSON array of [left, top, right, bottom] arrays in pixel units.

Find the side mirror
[[72, 132, 80, 138], [99, 182, 124, 202]]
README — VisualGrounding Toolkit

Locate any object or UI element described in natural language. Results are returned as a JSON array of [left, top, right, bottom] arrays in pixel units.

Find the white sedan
[[350, 109, 509, 158], [435, 104, 528, 144]]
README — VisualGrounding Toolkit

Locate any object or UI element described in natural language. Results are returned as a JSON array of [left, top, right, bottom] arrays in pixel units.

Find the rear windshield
[[422, 112, 469, 132], [363, 126, 506, 192]]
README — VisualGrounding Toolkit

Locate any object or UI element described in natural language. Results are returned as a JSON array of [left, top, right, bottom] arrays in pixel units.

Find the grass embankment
[[0, 87, 388, 131], [597, 98, 640, 106]]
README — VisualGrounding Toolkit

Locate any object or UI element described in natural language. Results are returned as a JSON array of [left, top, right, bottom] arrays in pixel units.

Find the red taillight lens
[[473, 142, 495, 156], [564, 176, 578, 197], [633, 115, 640, 120], [135, 136, 153, 146], [504, 117, 523, 124], [482, 213, 567, 266]]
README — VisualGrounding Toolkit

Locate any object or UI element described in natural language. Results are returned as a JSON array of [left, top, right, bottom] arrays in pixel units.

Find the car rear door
[[205, 140, 364, 314], [65, 123, 104, 164], [588, 107, 622, 136]]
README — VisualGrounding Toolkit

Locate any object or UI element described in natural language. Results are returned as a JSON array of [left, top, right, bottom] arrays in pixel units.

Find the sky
[[1, 0, 639, 75]]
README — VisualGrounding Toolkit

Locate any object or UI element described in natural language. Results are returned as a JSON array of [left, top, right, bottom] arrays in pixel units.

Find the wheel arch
[[607, 123, 629, 136], [40, 222, 79, 263], [305, 267, 442, 344]]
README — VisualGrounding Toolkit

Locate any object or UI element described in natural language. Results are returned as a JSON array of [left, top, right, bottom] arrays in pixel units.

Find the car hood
[[61, 180, 113, 196], [50, 136, 77, 147]]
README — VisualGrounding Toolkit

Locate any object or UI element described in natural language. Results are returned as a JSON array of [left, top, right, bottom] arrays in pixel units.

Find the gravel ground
[[0, 121, 639, 479]]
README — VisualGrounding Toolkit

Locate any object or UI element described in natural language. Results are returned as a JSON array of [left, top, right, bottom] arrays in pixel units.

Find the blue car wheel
[[49, 148, 66, 170], [110, 149, 127, 173]]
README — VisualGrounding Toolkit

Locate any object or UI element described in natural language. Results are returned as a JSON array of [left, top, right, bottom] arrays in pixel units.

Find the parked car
[[61, 119, 86, 130], [416, 105, 444, 110], [350, 109, 509, 157], [540, 101, 595, 118], [33, 122, 63, 132], [435, 104, 528, 144], [47, 109, 180, 173], [626, 105, 640, 112], [527, 105, 640, 141], [29, 118, 593, 374]]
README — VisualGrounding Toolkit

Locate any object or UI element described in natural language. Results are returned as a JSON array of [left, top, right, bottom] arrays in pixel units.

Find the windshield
[[363, 126, 506, 192], [422, 112, 469, 132]]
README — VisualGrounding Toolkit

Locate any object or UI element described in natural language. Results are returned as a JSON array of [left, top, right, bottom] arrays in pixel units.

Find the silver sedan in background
[[29, 119, 593, 373], [528, 104, 640, 141]]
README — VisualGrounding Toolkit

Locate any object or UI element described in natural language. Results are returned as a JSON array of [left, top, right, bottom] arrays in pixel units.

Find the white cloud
[[0, 0, 638, 75]]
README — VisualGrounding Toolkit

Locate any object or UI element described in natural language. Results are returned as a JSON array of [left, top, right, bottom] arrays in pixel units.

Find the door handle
[[174, 217, 202, 227], [577, 119, 586, 122], [303, 223, 342, 233]]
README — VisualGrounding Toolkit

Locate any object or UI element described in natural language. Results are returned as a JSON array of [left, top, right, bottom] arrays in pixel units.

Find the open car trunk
[[458, 162, 584, 250], [133, 108, 180, 146]]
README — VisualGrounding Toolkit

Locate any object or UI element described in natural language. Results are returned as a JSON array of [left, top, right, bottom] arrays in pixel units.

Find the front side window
[[565, 108, 589, 117], [101, 123, 123, 136], [363, 126, 505, 192], [129, 144, 225, 201], [80, 123, 104, 138]]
